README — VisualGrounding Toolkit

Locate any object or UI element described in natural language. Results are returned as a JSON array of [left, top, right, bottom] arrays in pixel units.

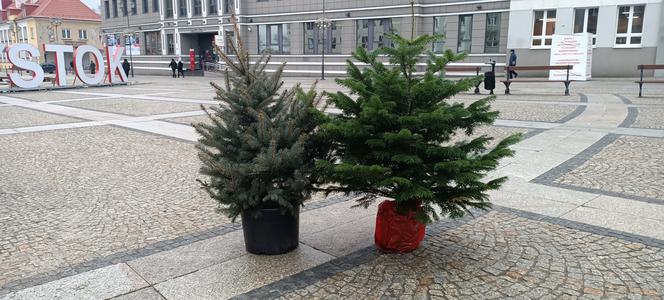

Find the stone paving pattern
[[452, 100, 580, 123], [0, 126, 226, 287], [4, 92, 105, 102], [554, 135, 664, 202], [55, 98, 205, 117], [277, 211, 664, 299], [164, 115, 212, 126], [0, 106, 82, 129], [632, 107, 664, 129]]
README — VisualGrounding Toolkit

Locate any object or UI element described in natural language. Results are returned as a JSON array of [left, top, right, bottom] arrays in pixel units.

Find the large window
[[432, 16, 446, 53], [61, 28, 71, 40], [303, 22, 341, 54], [258, 24, 290, 54], [223, 0, 233, 14], [574, 7, 598, 45], [144, 31, 161, 55], [616, 5, 644, 46], [532, 9, 556, 47], [193, 0, 202, 15], [357, 19, 398, 51], [484, 13, 500, 53], [165, 0, 173, 17], [208, 0, 217, 15], [112, 0, 118, 17], [78, 29, 88, 39], [104, 1, 110, 18], [142, 0, 148, 13], [131, 0, 137, 14], [224, 30, 235, 54], [152, 0, 158, 12], [178, 0, 187, 16], [457, 15, 472, 53]]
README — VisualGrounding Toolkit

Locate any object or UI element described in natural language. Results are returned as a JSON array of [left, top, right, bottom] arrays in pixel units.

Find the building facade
[[0, 0, 102, 67], [507, 0, 664, 76], [101, 0, 511, 74]]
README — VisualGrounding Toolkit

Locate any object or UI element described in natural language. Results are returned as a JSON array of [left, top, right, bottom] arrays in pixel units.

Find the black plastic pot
[[241, 206, 299, 255]]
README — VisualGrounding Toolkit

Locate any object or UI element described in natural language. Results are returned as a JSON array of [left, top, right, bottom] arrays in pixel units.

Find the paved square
[[552, 135, 664, 202], [0, 125, 225, 287], [5, 92, 106, 102], [55, 98, 205, 116], [632, 107, 664, 129], [0, 106, 82, 129]]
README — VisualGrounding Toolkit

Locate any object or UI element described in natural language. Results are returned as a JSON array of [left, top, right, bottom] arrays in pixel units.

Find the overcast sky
[[81, 0, 100, 12]]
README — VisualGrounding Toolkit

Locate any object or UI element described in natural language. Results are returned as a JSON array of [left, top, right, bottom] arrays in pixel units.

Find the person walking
[[122, 59, 131, 77], [177, 60, 185, 78], [90, 60, 96, 75], [508, 49, 518, 79], [169, 59, 177, 78]]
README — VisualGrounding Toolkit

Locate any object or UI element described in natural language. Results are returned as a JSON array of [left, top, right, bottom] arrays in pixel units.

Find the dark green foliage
[[316, 33, 520, 222], [194, 18, 329, 221]]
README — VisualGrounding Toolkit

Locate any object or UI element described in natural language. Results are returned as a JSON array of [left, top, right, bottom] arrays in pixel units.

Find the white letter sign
[[105, 46, 127, 83], [8, 44, 44, 89], [74, 45, 105, 85], [44, 44, 74, 86]]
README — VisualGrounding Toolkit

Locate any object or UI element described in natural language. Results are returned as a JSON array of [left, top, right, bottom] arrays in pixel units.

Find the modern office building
[[0, 0, 102, 68], [101, 0, 512, 75], [507, 0, 664, 76]]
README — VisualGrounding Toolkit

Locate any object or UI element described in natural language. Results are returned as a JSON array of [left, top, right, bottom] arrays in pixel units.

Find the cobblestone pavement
[[0, 126, 226, 287], [164, 115, 212, 126], [5, 92, 106, 102], [449, 98, 580, 123], [632, 107, 664, 129], [554, 135, 664, 202], [0, 106, 81, 129], [55, 98, 205, 116], [274, 211, 664, 299]]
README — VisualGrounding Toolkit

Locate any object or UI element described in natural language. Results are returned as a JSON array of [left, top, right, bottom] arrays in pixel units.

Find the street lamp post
[[315, 0, 331, 80], [49, 17, 62, 64], [123, 0, 135, 77]]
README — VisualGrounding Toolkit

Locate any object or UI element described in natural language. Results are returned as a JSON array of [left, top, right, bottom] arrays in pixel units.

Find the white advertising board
[[549, 34, 593, 81]]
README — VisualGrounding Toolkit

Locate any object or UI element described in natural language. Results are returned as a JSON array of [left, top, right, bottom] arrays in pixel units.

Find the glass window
[[616, 5, 645, 46], [457, 15, 472, 53], [62, 28, 71, 39], [104, 1, 110, 18], [484, 13, 500, 53], [152, 0, 158, 12], [144, 31, 161, 55], [356, 18, 397, 51], [178, 0, 187, 16], [303, 21, 341, 54], [166, 33, 174, 55], [193, 0, 202, 15], [258, 24, 290, 54], [223, 0, 233, 14], [112, 0, 118, 17], [208, 0, 216, 15], [142, 0, 148, 13], [130, 0, 137, 14], [79, 29, 88, 39], [165, 0, 173, 17], [573, 8, 598, 45], [432, 16, 446, 53], [532, 9, 556, 47]]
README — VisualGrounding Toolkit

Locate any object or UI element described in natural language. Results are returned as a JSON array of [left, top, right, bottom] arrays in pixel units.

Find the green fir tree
[[194, 18, 329, 221], [315, 33, 520, 222]]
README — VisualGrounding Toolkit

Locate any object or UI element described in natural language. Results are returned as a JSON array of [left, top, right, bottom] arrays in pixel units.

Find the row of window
[[105, 0, 234, 18], [533, 5, 644, 47], [0, 27, 28, 43], [60, 29, 89, 40], [253, 15, 501, 55]]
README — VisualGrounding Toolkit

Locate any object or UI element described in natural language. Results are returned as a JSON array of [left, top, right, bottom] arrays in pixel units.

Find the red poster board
[[189, 49, 195, 71]]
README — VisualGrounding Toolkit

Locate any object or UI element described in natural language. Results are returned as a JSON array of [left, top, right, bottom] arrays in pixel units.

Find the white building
[[507, 0, 663, 76]]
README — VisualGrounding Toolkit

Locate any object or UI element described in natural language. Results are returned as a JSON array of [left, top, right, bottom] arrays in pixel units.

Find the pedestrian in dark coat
[[122, 59, 131, 77], [177, 60, 185, 78], [169, 59, 177, 78], [90, 61, 96, 74], [508, 49, 518, 79]]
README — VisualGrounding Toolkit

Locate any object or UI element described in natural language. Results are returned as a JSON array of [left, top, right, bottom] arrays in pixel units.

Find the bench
[[636, 65, 664, 97], [444, 66, 483, 94], [501, 65, 573, 96]]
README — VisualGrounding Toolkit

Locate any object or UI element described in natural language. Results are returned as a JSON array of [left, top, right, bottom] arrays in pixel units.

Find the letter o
[[74, 45, 104, 85]]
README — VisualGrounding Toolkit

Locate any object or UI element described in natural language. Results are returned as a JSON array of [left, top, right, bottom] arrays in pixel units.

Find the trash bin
[[484, 71, 495, 91]]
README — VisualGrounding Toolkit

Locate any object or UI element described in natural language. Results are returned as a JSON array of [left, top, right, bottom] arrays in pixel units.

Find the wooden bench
[[501, 65, 573, 96], [636, 65, 664, 97], [444, 66, 483, 94]]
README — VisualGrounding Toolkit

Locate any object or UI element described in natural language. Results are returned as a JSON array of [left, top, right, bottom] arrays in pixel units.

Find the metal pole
[[125, 1, 135, 77], [320, 0, 325, 80]]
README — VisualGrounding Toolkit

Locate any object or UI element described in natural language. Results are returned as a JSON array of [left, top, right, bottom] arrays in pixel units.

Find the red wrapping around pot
[[374, 200, 426, 253]]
